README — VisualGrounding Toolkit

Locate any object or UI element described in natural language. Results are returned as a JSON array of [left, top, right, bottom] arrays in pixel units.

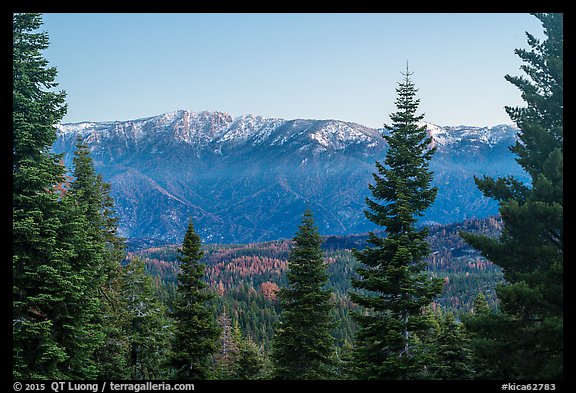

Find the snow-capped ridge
[[52, 111, 525, 244], [56, 110, 518, 153], [414, 121, 519, 148]]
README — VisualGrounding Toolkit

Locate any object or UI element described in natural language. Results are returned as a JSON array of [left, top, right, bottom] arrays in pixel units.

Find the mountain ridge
[[53, 110, 525, 244]]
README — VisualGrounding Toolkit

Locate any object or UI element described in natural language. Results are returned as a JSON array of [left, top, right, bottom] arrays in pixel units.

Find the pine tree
[[52, 139, 105, 378], [236, 333, 266, 380], [350, 66, 443, 379], [94, 221, 131, 378], [123, 257, 171, 379], [12, 13, 80, 379], [69, 137, 127, 281], [471, 292, 491, 316], [97, 264, 131, 380], [66, 136, 134, 378], [213, 314, 266, 380], [334, 340, 355, 380], [271, 209, 337, 379], [464, 292, 507, 379], [213, 307, 241, 379], [428, 312, 475, 379], [13, 19, 128, 374], [460, 13, 562, 379], [170, 219, 220, 380]]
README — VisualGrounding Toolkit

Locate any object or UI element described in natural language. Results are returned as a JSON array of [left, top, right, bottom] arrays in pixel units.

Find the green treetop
[[13, 13, 80, 379], [170, 219, 220, 380], [272, 209, 337, 380], [350, 66, 443, 380], [461, 13, 562, 379]]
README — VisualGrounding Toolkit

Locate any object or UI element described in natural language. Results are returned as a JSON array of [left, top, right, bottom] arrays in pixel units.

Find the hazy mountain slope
[[53, 110, 526, 244]]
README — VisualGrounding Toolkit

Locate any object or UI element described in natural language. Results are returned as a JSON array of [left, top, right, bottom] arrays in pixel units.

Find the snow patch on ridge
[[55, 111, 518, 154]]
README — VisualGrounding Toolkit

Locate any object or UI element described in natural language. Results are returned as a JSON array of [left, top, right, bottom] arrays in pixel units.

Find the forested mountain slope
[[130, 216, 504, 348]]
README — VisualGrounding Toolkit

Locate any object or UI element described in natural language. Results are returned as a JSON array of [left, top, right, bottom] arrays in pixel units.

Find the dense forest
[[129, 215, 505, 351], [13, 13, 562, 381]]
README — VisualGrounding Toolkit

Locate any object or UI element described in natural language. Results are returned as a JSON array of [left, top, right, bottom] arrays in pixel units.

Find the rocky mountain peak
[[53, 110, 524, 244]]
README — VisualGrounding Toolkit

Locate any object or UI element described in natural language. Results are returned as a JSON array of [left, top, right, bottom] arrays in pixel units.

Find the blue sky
[[41, 13, 544, 128]]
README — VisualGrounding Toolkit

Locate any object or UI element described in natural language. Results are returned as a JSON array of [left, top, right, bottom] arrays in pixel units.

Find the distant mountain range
[[53, 110, 527, 245]]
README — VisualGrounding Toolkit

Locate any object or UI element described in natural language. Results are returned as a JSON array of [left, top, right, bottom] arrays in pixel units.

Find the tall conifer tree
[[67, 136, 130, 378], [461, 13, 563, 379], [350, 66, 443, 379], [170, 219, 220, 380], [13, 15, 129, 378], [272, 209, 336, 379], [12, 13, 78, 379]]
